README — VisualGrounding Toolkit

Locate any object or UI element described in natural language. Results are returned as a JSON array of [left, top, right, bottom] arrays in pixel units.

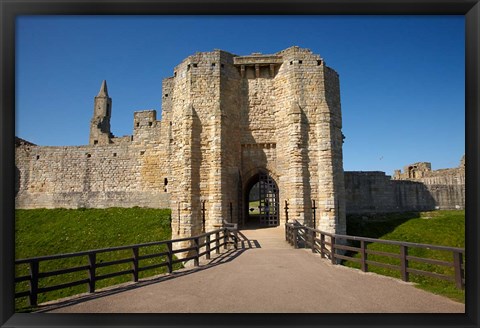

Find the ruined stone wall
[[393, 158, 465, 210], [15, 111, 170, 209], [344, 166, 464, 214]]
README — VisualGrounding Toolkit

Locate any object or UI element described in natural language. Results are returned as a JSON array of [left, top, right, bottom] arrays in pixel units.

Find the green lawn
[[15, 207, 179, 311], [344, 210, 465, 303], [249, 200, 260, 214]]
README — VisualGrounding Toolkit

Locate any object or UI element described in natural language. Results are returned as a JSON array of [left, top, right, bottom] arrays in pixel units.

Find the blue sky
[[16, 16, 465, 176]]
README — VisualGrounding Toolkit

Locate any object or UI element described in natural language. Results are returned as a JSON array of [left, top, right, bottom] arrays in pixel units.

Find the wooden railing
[[285, 222, 465, 289], [223, 220, 238, 249], [15, 225, 238, 307]]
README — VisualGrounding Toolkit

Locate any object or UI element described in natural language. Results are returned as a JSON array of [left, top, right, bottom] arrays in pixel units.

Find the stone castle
[[15, 46, 464, 241]]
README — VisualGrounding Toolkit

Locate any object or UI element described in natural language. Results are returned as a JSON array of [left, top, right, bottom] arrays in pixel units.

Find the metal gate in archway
[[258, 172, 279, 226]]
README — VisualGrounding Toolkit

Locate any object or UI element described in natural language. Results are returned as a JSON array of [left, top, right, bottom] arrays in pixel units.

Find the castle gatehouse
[[15, 46, 347, 240]]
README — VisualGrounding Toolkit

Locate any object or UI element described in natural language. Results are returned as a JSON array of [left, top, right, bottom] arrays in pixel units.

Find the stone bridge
[[39, 226, 464, 313]]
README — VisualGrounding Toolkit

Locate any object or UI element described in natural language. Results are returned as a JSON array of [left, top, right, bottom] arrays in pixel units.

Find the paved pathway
[[40, 226, 464, 313]]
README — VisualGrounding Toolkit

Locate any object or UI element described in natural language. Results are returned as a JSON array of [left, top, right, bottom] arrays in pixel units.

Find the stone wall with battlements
[[15, 109, 170, 209]]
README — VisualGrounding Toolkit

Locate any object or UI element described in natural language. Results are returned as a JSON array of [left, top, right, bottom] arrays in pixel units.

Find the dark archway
[[244, 170, 279, 227]]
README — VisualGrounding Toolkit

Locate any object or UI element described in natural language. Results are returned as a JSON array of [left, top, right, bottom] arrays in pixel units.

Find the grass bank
[[15, 207, 177, 311], [345, 210, 465, 303]]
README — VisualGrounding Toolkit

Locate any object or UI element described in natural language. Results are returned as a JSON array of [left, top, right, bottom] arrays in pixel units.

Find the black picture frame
[[1, 1, 478, 327]]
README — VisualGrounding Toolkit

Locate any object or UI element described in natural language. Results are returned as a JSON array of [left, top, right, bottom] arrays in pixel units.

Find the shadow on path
[[35, 232, 262, 313], [237, 231, 262, 249]]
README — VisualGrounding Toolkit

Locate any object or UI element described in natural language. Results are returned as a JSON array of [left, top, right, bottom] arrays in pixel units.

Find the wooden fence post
[[202, 200, 206, 233], [29, 260, 39, 307], [293, 227, 298, 249], [312, 200, 317, 229], [233, 229, 238, 250], [206, 234, 211, 260], [194, 238, 200, 267], [400, 245, 409, 282], [132, 247, 139, 282], [311, 229, 316, 253], [330, 236, 336, 265], [88, 253, 96, 293], [287, 225, 291, 244], [360, 240, 368, 272], [284, 200, 289, 223], [320, 234, 326, 258], [453, 252, 464, 290], [215, 232, 220, 254], [223, 230, 228, 250], [167, 241, 173, 273]]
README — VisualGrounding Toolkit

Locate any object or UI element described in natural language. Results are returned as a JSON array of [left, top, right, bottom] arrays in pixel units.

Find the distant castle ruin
[[344, 157, 465, 215], [15, 47, 464, 241]]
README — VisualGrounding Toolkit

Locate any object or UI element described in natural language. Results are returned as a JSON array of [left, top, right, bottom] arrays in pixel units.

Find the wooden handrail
[[285, 222, 465, 290], [15, 225, 237, 307], [15, 228, 227, 264], [285, 222, 465, 253]]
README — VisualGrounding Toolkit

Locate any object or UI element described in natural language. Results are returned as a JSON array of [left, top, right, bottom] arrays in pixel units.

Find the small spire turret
[[90, 80, 113, 145], [97, 80, 109, 97]]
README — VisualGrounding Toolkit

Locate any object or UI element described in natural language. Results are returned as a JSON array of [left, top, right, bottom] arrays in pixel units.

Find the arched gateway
[[244, 170, 279, 227]]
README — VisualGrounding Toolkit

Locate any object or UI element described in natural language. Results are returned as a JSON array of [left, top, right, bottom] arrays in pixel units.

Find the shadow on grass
[[342, 212, 422, 263], [346, 211, 422, 239]]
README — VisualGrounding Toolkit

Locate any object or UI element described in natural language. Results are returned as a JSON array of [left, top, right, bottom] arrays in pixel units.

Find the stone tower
[[162, 46, 346, 240], [89, 80, 113, 145]]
